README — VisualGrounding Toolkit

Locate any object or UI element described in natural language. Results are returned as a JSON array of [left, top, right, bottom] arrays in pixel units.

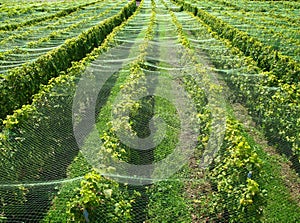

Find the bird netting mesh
[[0, 0, 299, 222]]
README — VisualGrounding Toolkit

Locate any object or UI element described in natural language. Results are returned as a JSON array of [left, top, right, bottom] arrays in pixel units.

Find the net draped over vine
[[0, 0, 299, 222]]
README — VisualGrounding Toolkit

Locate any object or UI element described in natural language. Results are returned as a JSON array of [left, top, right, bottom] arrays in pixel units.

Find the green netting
[[187, 0, 300, 61], [0, 0, 93, 25], [0, 0, 129, 73], [0, 0, 299, 222]]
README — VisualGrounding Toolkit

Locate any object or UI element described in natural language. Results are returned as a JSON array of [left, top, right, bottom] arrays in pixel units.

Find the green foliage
[[0, 0, 137, 120], [2, 1, 298, 222], [208, 119, 265, 222], [172, 0, 300, 165], [25, 1, 128, 48], [0, 1, 97, 31], [94, 0, 155, 168], [164, 4, 267, 219], [66, 171, 140, 222], [0, 1, 138, 219], [189, 119, 266, 222], [173, 0, 299, 84]]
